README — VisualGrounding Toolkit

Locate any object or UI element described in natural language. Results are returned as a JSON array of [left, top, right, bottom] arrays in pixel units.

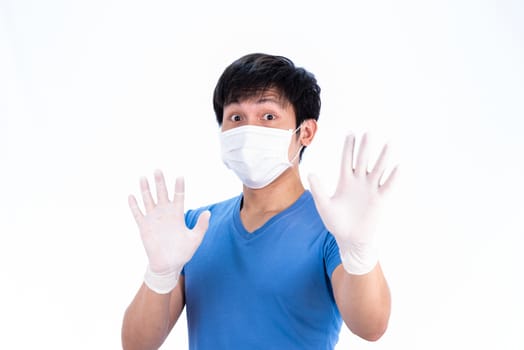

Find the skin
[[122, 89, 392, 349]]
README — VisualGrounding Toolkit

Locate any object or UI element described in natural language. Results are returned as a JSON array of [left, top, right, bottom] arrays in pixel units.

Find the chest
[[184, 221, 329, 305]]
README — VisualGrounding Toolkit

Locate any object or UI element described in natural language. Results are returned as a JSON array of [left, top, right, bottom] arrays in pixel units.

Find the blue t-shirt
[[183, 190, 343, 350]]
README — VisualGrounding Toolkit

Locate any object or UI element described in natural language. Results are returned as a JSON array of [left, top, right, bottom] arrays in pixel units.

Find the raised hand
[[308, 133, 398, 275], [129, 170, 210, 293]]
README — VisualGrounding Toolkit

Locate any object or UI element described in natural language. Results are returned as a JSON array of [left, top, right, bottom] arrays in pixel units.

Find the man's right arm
[[122, 170, 210, 349], [121, 276, 186, 350]]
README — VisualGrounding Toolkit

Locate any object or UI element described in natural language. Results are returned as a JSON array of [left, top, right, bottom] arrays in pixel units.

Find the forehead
[[225, 88, 290, 108]]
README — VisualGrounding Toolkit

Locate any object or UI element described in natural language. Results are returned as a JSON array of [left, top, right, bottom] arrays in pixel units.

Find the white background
[[1, 0, 523, 349]]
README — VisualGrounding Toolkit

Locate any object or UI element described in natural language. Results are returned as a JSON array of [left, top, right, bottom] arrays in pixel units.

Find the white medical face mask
[[220, 125, 303, 189]]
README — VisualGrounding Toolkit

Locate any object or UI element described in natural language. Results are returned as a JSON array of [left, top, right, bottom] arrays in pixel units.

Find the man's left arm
[[331, 262, 391, 341], [308, 132, 398, 341]]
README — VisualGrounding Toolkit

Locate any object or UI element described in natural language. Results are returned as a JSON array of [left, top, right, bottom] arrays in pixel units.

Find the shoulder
[[298, 191, 341, 257], [185, 194, 241, 227], [292, 191, 327, 231], [277, 191, 335, 246]]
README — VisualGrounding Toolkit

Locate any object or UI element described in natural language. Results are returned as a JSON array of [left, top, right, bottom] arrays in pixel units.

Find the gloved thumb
[[193, 210, 211, 238], [308, 173, 329, 212]]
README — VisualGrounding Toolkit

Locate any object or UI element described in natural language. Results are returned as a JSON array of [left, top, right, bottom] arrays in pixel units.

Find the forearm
[[121, 283, 174, 350], [332, 262, 391, 341]]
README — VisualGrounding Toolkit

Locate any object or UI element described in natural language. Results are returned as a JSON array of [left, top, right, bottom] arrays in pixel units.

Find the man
[[122, 53, 397, 349]]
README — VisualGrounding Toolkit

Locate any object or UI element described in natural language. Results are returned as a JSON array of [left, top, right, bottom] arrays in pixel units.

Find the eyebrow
[[226, 92, 288, 107], [257, 97, 281, 104], [255, 93, 290, 108]]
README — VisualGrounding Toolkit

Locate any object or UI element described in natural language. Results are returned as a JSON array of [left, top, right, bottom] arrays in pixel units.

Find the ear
[[299, 119, 318, 146]]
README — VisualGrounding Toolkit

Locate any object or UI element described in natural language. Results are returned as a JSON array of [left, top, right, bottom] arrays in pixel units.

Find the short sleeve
[[323, 233, 342, 279]]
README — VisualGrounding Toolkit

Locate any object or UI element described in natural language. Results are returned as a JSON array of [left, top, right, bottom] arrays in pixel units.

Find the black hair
[[213, 53, 321, 127], [213, 53, 321, 160]]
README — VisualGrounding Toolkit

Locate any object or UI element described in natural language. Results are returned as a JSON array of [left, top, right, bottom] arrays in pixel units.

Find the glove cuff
[[144, 265, 180, 294], [339, 242, 379, 275]]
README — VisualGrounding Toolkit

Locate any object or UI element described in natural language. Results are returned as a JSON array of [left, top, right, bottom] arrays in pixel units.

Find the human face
[[221, 89, 297, 133], [221, 89, 304, 166]]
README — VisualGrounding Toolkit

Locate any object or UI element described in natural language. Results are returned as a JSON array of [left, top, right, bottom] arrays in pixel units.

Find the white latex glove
[[308, 133, 398, 275], [128, 170, 210, 294]]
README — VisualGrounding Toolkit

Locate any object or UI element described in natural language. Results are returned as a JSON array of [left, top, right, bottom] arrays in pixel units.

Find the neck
[[240, 166, 305, 215]]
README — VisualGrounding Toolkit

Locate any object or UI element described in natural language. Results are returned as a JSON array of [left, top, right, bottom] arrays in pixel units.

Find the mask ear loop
[[290, 145, 304, 163], [291, 123, 302, 134], [289, 122, 305, 163]]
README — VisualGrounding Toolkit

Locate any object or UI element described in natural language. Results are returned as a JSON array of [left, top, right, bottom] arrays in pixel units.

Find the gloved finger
[[379, 165, 399, 195], [354, 132, 370, 177], [308, 173, 330, 213], [369, 143, 390, 186], [173, 176, 185, 215], [128, 194, 144, 224], [340, 133, 356, 183], [192, 210, 211, 239], [139, 176, 155, 213], [154, 169, 169, 205]]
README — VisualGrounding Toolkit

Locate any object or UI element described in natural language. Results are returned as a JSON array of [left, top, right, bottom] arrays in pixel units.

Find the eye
[[262, 113, 276, 121], [229, 114, 242, 122]]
